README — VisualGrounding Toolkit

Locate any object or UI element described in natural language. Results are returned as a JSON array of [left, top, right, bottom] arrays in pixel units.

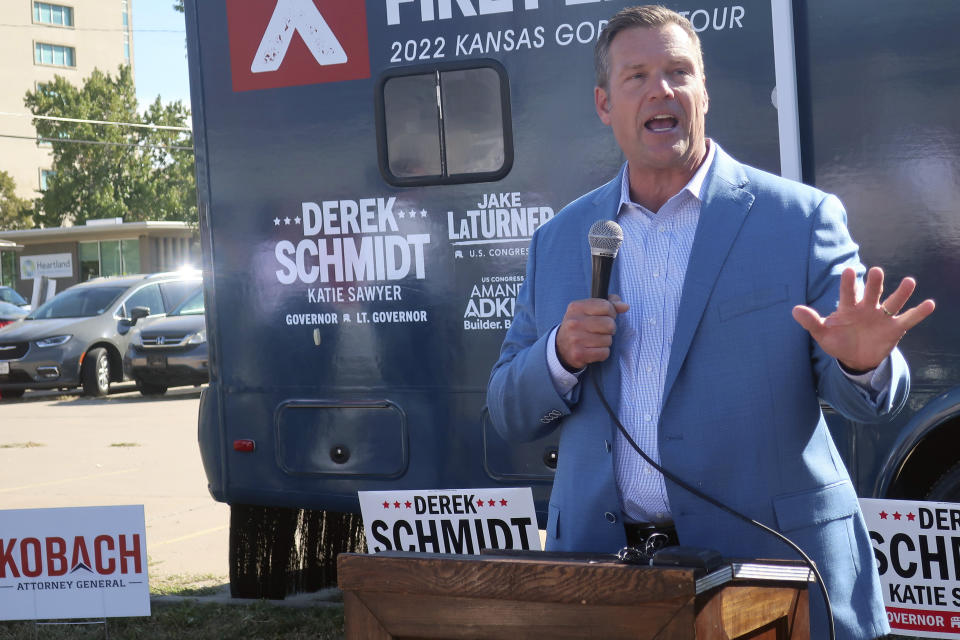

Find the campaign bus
[[183, 0, 960, 594]]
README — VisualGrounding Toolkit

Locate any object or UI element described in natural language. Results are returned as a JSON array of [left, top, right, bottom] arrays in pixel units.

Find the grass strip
[[0, 600, 345, 639]]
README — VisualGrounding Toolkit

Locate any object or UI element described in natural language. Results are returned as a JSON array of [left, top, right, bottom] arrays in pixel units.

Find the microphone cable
[[590, 368, 836, 640]]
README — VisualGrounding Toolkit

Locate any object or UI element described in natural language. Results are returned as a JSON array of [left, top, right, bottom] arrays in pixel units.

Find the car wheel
[[137, 379, 168, 396], [1, 388, 25, 400], [81, 347, 111, 397]]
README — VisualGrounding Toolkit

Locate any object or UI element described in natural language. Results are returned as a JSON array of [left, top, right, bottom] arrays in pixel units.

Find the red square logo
[[225, 0, 370, 92]]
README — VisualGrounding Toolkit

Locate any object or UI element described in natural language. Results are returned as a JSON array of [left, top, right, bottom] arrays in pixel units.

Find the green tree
[[24, 65, 195, 227], [0, 170, 34, 230]]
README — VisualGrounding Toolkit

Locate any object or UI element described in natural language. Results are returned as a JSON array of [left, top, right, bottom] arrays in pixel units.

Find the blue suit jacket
[[487, 146, 907, 640]]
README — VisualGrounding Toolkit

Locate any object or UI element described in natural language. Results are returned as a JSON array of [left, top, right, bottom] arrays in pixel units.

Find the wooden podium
[[338, 551, 810, 639]]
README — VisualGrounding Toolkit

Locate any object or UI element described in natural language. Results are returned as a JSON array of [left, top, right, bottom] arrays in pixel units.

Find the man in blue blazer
[[487, 6, 935, 640]]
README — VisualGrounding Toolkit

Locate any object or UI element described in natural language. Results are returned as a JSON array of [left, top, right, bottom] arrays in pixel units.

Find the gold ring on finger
[[881, 305, 894, 317]]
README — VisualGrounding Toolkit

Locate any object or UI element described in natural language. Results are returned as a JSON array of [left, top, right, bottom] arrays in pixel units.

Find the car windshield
[[170, 289, 204, 316], [28, 286, 127, 319], [0, 287, 27, 306]]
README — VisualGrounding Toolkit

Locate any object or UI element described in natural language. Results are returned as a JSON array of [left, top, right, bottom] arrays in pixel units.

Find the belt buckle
[[643, 531, 670, 555]]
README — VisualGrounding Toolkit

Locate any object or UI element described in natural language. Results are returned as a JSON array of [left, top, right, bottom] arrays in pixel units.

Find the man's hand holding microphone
[[556, 220, 628, 372]]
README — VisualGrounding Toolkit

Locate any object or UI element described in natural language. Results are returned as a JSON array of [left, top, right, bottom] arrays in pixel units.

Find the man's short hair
[[594, 5, 704, 90]]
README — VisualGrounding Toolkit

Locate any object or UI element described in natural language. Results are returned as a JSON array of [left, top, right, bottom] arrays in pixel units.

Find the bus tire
[[229, 504, 297, 599], [227, 504, 366, 598], [926, 461, 960, 501]]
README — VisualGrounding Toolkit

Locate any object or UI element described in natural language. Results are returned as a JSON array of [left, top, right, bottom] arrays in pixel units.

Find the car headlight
[[186, 330, 206, 345], [35, 334, 72, 348]]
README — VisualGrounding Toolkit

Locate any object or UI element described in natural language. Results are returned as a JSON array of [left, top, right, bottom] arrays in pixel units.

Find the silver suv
[[124, 286, 208, 396], [0, 272, 201, 399]]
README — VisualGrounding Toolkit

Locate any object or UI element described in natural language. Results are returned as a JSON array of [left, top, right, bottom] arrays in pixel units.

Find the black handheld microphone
[[588, 220, 624, 299]]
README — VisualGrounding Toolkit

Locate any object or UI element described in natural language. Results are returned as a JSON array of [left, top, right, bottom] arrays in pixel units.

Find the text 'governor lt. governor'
[[184, 0, 960, 593]]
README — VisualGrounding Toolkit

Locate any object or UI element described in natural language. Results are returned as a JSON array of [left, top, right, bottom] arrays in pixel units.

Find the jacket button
[[604, 511, 617, 524]]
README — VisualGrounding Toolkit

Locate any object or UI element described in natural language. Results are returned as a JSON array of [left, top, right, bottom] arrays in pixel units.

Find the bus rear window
[[376, 61, 513, 186]]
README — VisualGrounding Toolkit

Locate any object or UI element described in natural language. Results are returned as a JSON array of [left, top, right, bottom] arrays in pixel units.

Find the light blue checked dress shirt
[[609, 145, 711, 524], [545, 144, 714, 525], [546, 141, 888, 525]]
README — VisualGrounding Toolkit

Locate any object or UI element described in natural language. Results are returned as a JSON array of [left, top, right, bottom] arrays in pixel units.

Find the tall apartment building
[[0, 0, 134, 201]]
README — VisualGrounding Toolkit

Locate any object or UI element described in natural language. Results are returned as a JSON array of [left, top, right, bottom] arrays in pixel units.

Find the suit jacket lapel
[[662, 148, 756, 407]]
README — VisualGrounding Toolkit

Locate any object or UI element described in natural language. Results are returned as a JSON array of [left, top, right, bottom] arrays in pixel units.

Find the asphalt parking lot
[[0, 384, 229, 582]]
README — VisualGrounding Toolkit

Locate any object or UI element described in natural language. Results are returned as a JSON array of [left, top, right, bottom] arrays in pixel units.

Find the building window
[[375, 60, 513, 186], [100, 240, 122, 276], [123, 33, 130, 61], [34, 42, 76, 67], [78, 242, 99, 280], [0, 251, 16, 288], [121, 238, 140, 274], [39, 169, 55, 191], [78, 239, 141, 281], [33, 2, 74, 27]]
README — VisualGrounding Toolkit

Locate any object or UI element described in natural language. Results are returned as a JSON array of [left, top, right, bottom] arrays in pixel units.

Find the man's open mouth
[[645, 114, 678, 132]]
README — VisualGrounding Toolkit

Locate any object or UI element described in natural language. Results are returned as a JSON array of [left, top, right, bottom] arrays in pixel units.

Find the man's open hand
[[792, 266, 935, 371]]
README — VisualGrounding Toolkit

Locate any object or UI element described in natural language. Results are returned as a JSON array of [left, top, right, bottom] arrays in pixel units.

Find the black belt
[[623, 523, 678, 555]]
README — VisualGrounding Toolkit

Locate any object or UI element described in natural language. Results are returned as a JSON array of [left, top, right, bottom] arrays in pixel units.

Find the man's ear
[[702, 79, 709, 115], [595, 86, 612, 125]]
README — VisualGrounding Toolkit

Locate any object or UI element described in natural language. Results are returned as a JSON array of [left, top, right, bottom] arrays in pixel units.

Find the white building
[[0, 218, 198, 299], [0, 1, 134, 200]]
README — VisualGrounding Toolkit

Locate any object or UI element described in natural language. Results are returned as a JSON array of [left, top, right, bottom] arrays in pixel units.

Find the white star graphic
[[294, 216, 301, 224], [284, 217, 291, 225], [420, 209, 427, 217], [274, 218, 281, 226], [409, 210, 418, 218], [397, 210, 405, 219]]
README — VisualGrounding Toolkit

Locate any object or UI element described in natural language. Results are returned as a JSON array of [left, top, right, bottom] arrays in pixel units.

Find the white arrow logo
[[251, 0, 347, 73]]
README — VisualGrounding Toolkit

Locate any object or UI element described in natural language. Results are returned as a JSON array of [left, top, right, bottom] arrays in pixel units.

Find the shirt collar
[[617, 139, 716, 212]]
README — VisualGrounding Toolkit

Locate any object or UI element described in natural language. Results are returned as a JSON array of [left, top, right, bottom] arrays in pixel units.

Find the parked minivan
[[0, 272, 200, 399]]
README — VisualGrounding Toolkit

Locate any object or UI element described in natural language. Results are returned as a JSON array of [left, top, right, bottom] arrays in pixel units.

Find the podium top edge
[[338, 550, 813, 579]]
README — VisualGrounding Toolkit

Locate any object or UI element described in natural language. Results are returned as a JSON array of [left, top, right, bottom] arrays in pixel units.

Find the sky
[[133, 1, 191, 110]]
